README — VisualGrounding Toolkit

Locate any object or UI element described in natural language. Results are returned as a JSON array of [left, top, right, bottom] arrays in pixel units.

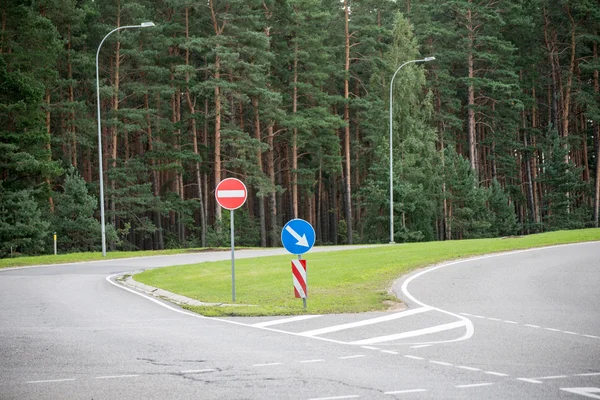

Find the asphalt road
[[0, 242, 598, 399]]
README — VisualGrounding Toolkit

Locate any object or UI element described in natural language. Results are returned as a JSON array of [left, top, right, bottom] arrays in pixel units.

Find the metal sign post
[[215, 178, 248, 303], [282, 219, 315, 309]]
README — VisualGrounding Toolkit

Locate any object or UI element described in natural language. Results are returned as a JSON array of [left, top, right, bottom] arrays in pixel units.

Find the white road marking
[[361, 346, 380, 350], [517, 378, 543, 384], [503, 320, 518, 324], [27, 378, 76, 384], [485, 371, 510, 377], [458, 366, 481, 372], [308, 396, 360, 400], [576, 373, 600, 377], [545, 328, 561, 332], [584, 335, 600, 339], [298, 307, 431, 337], [95, 374, 139, 379], [524, 324, 541, 328], [339, 355, 366, 360], [410, 344, 431, 349], [252, 363, 283, 367], [536, 375, 568, 380], [385, 389, 427, 394], [299, 359, 325, 363], [381, 350, 399, 355], [217, 189, 245, 198], [560, 387, 600, 399], [429, 360, 453, 366], [487, 318, 502, 321], [456, 383, 493, 388], [404, 355, 424, 360], [252, 315, 322, 327], [349, 321, 466, 345], [563, 331, 579, 335]]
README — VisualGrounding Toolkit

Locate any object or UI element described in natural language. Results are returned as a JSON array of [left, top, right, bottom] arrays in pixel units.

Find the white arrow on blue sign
[[281, 219, 315, 255]]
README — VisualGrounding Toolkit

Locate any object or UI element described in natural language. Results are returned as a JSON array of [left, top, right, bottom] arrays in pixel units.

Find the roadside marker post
[[215, 178, 248, 303], [281, 219, 315, 309]]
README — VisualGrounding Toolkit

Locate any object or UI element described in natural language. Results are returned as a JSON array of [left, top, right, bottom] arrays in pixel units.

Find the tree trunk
[[343, 0, 353, 244], [266, 123, 278, 246], [593, 41, 600, 227], [467, 7, 477, 175], [291, 41, 299, 219], [253, 97, 267, 247]]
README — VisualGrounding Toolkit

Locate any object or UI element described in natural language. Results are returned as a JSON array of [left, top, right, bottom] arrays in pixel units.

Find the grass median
[[134, 228, 600, 317]]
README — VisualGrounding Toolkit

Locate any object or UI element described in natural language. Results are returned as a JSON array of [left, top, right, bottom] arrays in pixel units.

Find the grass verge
[[0, 247, 228, 269], [133, 228, 600, 317]]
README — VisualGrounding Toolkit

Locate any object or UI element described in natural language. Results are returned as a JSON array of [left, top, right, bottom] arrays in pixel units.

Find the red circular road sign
[[215, 178, 248, 210]]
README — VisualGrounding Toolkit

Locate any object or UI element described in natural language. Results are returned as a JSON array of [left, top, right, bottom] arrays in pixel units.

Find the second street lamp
[[96, 22, 156, 257], [389, 56, 435, 244]]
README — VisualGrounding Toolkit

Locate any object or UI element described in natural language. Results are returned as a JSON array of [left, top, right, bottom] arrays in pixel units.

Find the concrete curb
[[117, 273, 241, 307]]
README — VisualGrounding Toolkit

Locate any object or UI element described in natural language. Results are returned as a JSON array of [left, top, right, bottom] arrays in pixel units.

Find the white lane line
[[299, 359, 325, 363], [381, 350, 399, 355], [181, 369, 216, 373], [298, 307, 431, 337], [339, 355, 366, 360], [485, 371, 510, 377], [361, 346, 380, 350], [576, 373, 600, 377], [524, 324, 541, 328], [349, 321, 466, 345], [487, 318, 502, 321], [27, 378, 76, 384], [252, 315, 322, 327], [563, 331, 579, 335], [95, 374, 139, 379], [252, 363, 283, 367], [429, 360, 453, 366], [456, 383, 493, 388], [536, 375, 568, 380], [458, 366, 481, 372], [308, 396, 360, 400], [517, 378, 543, 384], [503, 320, 518, 324], [404, 355, 425, 360], [584, 335, 600, 339], [385, 389, 427, 394], [560, 387, 600, 399], [545, 328, 561, 332]]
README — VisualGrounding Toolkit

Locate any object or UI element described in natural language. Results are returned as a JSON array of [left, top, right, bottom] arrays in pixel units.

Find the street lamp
[[389, 56, 435, 244], [96, 22, 156, 256]]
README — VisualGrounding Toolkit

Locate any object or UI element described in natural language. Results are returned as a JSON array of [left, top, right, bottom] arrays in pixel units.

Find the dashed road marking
[[536, 375, 568, 380], [339, 355, 366, 360], [517, 378, 543, 384], [26, 378, 76, 384], [307, 396, 360, 400], [485, 371, 510, 377], [576, 373, 600, 377], [404, 355, 425, 360], [385, 389, 427, 394], [381, 350, 399, 355], [300, 359, 325, 363], [458, 366, 481, 372], [456, 383, 493, 388], [95, 374, 139, 379]]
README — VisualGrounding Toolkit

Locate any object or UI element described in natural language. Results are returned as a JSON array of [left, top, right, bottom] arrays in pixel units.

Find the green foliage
[[51, 168, 104, 252], [0, 186, 50, 257]]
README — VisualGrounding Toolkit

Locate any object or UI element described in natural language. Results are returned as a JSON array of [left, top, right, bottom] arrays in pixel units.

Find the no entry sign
[[215, 178, 247, 210]]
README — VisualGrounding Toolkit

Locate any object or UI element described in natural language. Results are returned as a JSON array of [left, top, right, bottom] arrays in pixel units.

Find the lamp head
[[423, 56, 436, 62], [140, 22, 156, 28]]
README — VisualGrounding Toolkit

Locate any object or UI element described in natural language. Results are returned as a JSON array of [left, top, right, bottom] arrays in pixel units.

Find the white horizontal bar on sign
[[253, 314, 322, 328], [349, 321, 467, 345], [298, 307, 431, 337], [217, 190, 245, 198]]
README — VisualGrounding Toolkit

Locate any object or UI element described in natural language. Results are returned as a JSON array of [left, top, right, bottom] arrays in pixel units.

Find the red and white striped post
[[292, 257, 307, 308]]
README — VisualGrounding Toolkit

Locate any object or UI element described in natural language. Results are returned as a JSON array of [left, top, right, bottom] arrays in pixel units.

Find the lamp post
[[96, 22, 155, 256], [389, 56, 435, 244]]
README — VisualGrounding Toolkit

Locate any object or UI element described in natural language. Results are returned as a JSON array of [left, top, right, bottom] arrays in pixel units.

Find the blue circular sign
[[281, 219, 316, 255]]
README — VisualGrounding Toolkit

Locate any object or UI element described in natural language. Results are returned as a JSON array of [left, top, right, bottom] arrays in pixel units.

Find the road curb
[[117, 274, 230, 307]]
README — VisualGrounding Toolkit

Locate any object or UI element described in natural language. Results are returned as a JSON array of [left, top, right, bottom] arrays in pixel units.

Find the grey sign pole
[[231, 210, 235, 303]]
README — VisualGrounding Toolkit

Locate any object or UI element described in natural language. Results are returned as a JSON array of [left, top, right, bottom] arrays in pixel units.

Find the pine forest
[[1, 0, 599, 256]]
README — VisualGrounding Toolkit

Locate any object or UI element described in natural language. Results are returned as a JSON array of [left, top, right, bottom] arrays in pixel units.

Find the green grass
[[134, 228, 600, 317], [0, 247, 229, 269]]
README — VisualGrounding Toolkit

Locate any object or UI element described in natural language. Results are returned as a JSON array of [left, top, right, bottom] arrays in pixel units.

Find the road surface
[[0, 242, 598, 399]]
